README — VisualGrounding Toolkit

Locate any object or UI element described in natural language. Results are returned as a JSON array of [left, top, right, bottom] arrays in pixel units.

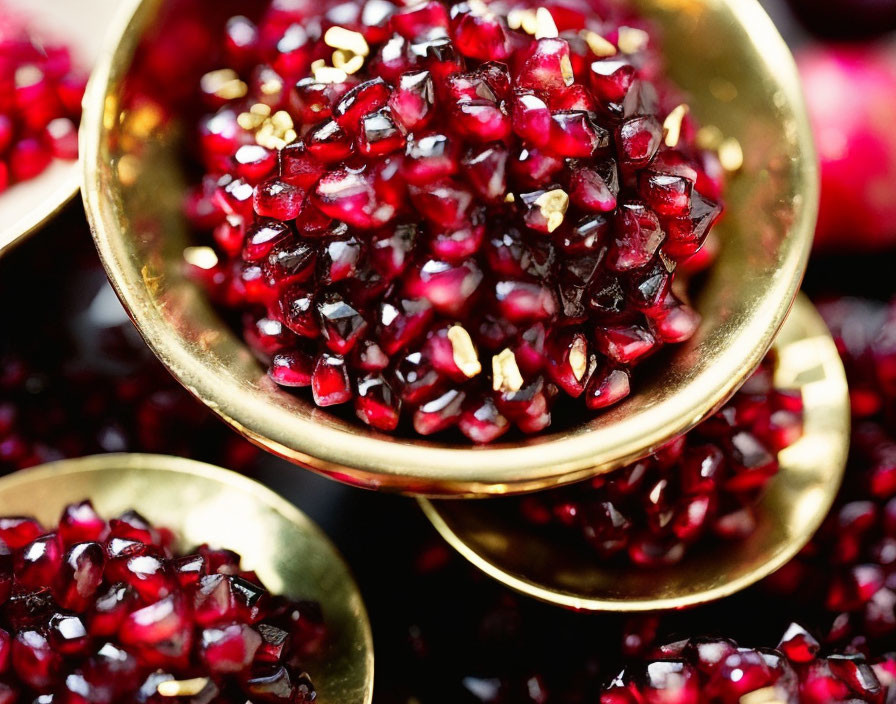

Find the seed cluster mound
[[0, 501, 323, 703], [601, 625, 895, 704], [0, 6, 85, 189], [185, 0, 724, 443], [762, 298, 896, 646], [519, 356, 803, 566]]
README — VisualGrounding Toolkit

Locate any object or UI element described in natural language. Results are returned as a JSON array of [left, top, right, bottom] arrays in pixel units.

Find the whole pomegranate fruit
[[799, 44, 896, 251]]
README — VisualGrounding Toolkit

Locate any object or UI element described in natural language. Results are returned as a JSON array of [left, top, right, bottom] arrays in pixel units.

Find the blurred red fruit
[[799, 44, 896, 251]]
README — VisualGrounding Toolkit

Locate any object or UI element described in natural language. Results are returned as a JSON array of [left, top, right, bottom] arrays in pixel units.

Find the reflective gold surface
[[0, 454, 374, 702], [420, 297, 849, 611], [82, 0, 817, 496]]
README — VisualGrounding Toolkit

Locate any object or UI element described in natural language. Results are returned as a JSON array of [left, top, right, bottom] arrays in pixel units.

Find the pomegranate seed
[[516, 38, 574, 93], [389, 70, 436, 130], [315, 168, 397, 228], [15, 533, 62, 590], [10, 137, 51, 182], [590, 58, 636, 104], [378, 297, 434, 355], [404, 258, 483, 316], [550, 111, 610, 157], [453, 11, 511, 61], [270, 350, 314, 387], [12, 629, 60, 691], [403, 132, 459, 184], [459, 396, 510, 443], [54, 542, 105, 612], [617, 115, 662, 168], [199, 623, 262, 673], [359, 107, 407, 156], [414, 388, 466, 435], [254, 178, 304, 220], [311, 353, 353, 406], [569, 161, 619, 212], [306, 118, 354, 162], [606, 201, 665, 271], [355, 374, 402, 430], [391, 1, 450, 40], [280, 141, 325, 189], [778, 623, 821, 663], [334, 77, 391, 129], [45, 117, 78, 159], [0, 518, 45, 550]]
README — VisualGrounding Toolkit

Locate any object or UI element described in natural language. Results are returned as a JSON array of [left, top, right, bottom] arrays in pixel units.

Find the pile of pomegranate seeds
[[601, 625, 894, 704], [762, 298, 896, 646], [0, 228, 259, 476], [0, 343, 258, 475], [184, 0, 724, 442], [0, 5, 85, 189], [0, 501, 323, 703], [517, 356, 803, 566]]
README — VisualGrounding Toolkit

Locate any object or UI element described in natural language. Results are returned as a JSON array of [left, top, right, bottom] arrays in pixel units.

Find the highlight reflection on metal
[[82, 0, 817, 496], [0, 454, 374, 702], [420, 298, 850, 611]]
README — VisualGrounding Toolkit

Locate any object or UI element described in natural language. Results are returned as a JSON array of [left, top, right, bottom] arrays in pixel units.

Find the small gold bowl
[[83, 0, 817, 496], [0, 0, 120, 258], [0, 453, 374, 703], [420, 297, 850, 611]]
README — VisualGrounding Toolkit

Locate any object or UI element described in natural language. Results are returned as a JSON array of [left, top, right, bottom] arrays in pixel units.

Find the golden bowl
[[0, 0, 120, 258], [0, 453, 374, 703], [82, 0, 817, 496], [420, 297, 849, 611]]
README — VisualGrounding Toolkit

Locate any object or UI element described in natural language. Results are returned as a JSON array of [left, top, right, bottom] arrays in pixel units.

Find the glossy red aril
[[0, 23, 86, 186], [520, 356, 801, 566], [185, 0, 724, 442], [0, 518, 44, 550], [12, 630, 60, 691], [389, 70, 436, 130], [0, 503, 324, 701], [312, 352, 353, 406], [55, 542, 105, 612], [59, 501, 107, 546], [799, 45, 896, 250], [199, 623, 262, 673], [15, 533, 62, 590], [355, 373, 402, 430], [254, 178, 304, 220]]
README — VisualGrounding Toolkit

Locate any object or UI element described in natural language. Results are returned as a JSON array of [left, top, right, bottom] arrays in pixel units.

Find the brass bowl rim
[[418, 297, 849, 611], [0, 452, 375, 702], [81, 0, 818, 497]]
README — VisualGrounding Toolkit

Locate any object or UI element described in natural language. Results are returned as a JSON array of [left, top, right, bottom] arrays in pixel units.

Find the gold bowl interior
[[83, 0, 817, 496], [0, 454, 374, 704], [420, 297, 849, 611]]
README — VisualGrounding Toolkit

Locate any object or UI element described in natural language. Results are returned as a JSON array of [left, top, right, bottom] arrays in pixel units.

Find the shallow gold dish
[[0, 0, 120, 258], [0, 454, 374, 703], [83, 0, 816, 496], [421, 297, 849, 611]]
